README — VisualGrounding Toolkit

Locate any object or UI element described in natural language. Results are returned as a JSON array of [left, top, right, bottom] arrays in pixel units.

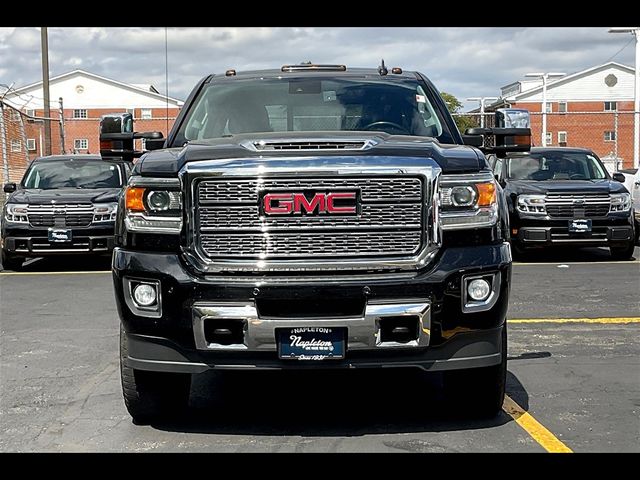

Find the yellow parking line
[[0, 270, 110, 276], [503, 395, 573, 453], [509, 317, 640, 324]]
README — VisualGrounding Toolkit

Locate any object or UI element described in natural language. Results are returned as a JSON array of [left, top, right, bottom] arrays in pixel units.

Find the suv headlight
[[124, 177, 182, 233], [93, 202, 118, 222], [439, 173, 498, 230], [4, 204, 29, 224], [610, 193, 631, 212], [517, 194, 547, 215]]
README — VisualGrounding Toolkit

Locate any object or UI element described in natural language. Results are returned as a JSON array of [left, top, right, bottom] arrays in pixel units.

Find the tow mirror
[[465, 109, 532, 158], [99, 113, 164, 162]]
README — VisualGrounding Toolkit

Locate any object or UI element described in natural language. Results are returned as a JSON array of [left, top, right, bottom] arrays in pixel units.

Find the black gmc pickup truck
[[99, 63, 531, 422], [1, 155, 127, 270]]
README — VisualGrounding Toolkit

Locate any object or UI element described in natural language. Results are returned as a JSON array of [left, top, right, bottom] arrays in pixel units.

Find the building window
[[9, 109, 20, 121], [558, 101, 567, 114], [10, 139, 21, 152], [545, 102, 552, 113], [141, 108, 152, 120], [604, 131, 616, 142], [558, 131, 567, 144], [545, 132, 553, 145], [74, 139, 88, 150], [604, 101, 617, 112], [73, 109, 88, 119], [26, 109, 36, 118], [27, 138, 37, 151]]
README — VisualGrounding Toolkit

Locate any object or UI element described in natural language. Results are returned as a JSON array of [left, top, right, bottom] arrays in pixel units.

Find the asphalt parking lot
[[0, 247, 638, 452]]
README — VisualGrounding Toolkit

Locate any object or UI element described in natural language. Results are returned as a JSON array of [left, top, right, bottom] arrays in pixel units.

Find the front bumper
[[2, 224, 115, 256], [113, 242, 512, 373], [512, 215, 634, 248]]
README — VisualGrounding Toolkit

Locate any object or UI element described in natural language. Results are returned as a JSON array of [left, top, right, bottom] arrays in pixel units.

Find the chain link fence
[[452, 111, 637, 172]]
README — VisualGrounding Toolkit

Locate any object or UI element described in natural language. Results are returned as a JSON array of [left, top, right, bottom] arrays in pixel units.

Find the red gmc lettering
[[326, 192, 356, 214], [263, 192, 356, 215]]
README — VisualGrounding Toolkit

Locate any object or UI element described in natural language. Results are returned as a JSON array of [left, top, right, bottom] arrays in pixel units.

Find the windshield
[[507, 152, 608, 181], [23, 158, 124, 189], [174, 77, 454, 145]]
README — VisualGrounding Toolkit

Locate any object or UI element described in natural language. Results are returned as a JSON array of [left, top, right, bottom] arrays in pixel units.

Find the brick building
[[1, 69, 183, 183], [486, 62, 637, 170]]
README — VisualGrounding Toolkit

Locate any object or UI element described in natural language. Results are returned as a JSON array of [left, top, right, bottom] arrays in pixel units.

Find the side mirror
[[462, 134, 483, 147], [144, 138, 165, 151], [100, 113, 164, 162], [3, 182, 16, 193], [465, 109, 532, 157], [612, 172, 626, 183]]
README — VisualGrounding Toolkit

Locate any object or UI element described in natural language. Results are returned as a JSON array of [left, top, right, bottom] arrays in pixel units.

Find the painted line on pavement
[[509, 317, 640, 324], [503, 395, 572, 453], [0, 270, 111, 276], [514, 260, 639, 265]]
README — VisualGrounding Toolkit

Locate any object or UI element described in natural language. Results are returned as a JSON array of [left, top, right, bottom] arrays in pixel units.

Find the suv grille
[[545, 194, 611, 218], [195, 177, 424, 259], [27, 204, 94, 227]]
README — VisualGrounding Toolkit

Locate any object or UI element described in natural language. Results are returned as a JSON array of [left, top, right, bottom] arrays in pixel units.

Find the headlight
[[93, 202, 118, 222], [517, 194, 547, 215], [610, 193, 631, 212], [439, 173, 498, 230], [4, 204, 29, 224], [124, 177, 182, 233]]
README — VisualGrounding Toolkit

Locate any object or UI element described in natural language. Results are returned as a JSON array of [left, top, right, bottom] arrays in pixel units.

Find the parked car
[[492, 147, 635, 259], [98, 63, 533, 422], [617, 167, 640, 245], [1, 154, 130, 270]]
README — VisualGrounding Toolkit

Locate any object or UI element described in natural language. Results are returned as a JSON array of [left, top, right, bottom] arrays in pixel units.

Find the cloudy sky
[[0, 27, 636, 110]]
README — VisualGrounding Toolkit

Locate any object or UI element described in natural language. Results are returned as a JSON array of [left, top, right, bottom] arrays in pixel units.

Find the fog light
[[133, 283, 157, 307], [467, 278, 491, 302]]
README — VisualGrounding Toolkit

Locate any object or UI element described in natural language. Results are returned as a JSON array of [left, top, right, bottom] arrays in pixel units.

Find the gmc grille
[[195, 177, 424, 259]]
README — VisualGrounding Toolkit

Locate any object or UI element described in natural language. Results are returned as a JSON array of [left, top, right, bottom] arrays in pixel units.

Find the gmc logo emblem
[[262, 192, 357, 215]]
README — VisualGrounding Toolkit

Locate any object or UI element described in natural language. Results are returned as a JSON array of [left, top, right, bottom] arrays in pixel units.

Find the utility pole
[[41, 27, 52, 156], [525, 72, 566, 147], [58, 97, 65, 154], [609, 27, 640, 168], [0, 102, 8, 184]]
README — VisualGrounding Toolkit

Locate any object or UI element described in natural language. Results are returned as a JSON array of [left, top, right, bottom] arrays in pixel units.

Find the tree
[[441, 91, 478, 133]]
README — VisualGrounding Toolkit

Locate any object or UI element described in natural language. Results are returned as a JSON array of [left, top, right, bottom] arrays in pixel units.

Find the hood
[[136, 131, 483, 176], [7, 187, 121, 205], [504, 179, 629, 196]]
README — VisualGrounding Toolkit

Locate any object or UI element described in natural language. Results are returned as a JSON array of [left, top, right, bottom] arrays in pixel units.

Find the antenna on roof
[[378, 59, 388, 76]]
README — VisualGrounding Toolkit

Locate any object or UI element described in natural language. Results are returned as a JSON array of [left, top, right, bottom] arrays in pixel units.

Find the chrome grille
[[198, 178, 422, 204], [200, 231, 422, 257], [27, 204, 94, 227], [195, 176, 425, 259], [545, 194, 610, 218]]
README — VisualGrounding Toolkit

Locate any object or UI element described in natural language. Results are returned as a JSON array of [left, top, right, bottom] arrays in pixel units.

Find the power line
[[165, 26, 169, 135], [605, 36, 634, 63]]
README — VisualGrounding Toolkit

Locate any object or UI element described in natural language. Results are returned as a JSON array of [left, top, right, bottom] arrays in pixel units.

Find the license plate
[[568, 219, 592, 233], [48, 228, 72, 242], [277, 327, 346, 361]]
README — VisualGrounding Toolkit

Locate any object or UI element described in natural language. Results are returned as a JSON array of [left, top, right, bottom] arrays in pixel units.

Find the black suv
[[98, 64, 532, 422], [1, 154, 128, 270], [493, 147, 635, 259]]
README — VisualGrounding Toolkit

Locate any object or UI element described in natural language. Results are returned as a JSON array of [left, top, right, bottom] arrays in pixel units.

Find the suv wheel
[[610, 242, 635, 261], [1, 249, 23, 271], [443, 326, 507, 417], [120, 327, 191, 424]]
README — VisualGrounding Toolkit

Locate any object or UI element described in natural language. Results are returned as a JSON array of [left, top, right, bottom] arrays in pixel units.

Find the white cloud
[[0, 27, 635, 111]]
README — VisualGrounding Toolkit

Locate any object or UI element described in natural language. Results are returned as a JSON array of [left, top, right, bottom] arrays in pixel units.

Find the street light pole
[[525, 72, 565, 147], [40, 27, 52, 156], [466, 97, 498, 128], [609, 27, 640, 168]]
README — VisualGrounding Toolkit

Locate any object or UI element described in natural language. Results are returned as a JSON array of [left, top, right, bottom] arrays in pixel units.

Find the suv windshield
[[507, 152, 608, 181], [23, 158, 124, 189], [174, 76, 453, 145]]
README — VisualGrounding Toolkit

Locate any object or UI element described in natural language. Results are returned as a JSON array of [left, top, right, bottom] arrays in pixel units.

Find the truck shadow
[[2, 255, 112, 272], [513, 246, 637, 263], [149, 369, 529, 436]]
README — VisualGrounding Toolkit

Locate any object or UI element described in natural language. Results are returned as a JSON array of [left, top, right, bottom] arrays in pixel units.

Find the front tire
[[443, 326, 507, 417], [1, 249, 23, 271], [120, 327, 191, 424], [610, 242, 635, 260]]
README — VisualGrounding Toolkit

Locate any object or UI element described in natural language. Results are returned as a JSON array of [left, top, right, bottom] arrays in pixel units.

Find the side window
[[493, 158, 503, 179]]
